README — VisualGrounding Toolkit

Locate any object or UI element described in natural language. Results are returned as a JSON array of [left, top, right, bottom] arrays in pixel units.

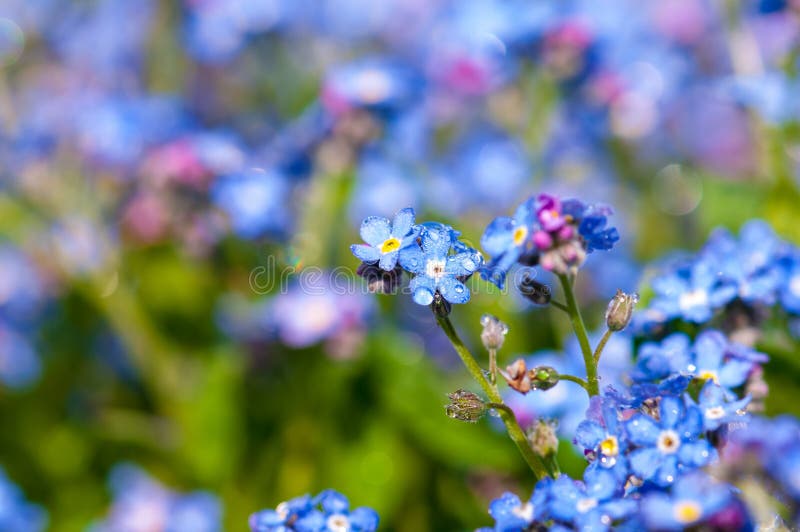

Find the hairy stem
[[436, 315, 551, 479], [557, 274, 599, 396], [593, 328, 614, 365]]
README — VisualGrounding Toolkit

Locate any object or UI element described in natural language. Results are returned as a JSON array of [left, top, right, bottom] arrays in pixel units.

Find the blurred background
[[0, 0, 799, 530]]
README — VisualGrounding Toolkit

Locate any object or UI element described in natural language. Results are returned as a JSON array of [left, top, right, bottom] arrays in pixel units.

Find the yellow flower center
[[512, 226, 528, 246], [599, 435, 619, 457], [380, 237, 401, 254], [697, 370, 719, 384], [673, 500, 702, 525]]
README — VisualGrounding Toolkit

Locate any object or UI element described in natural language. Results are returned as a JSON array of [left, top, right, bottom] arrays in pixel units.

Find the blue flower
[[640, 472, 738, 531], [0, 468, 47, 532], [648, 257, 737, 323], [694, 381, 750, 432], [249, 494, 313, 532], [575, 399, 629, 480], [485, 483, 548, 532], [632, 331, 763, 391], [350, 207, 419, 271], [480, 197, 537, 289], [780, 249, 800, 314], [212, 168, 292, 239], [250, 490, 378, 532], [548, 468, 635, 532], [401, 225, 481, 305], [703, 220, 785, 305], [95, 463, 221, 532], [624, 396, 715, 486]]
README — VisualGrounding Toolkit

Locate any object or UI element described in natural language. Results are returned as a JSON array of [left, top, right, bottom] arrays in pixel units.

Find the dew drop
[[454, 285, 464, 293]]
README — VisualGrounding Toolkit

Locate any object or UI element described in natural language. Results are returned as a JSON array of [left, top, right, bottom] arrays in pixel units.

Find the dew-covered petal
[[378, 250, 399, 271], [575, 420, 605, 450], [359, 216, 391, 246], [626, 414, 660, 446], [629, 447, 662, 480], [481, 216, 515, 257], [391, 208, 415, 238], [351, 244, 380, 264], [438, 276, 470, 304]]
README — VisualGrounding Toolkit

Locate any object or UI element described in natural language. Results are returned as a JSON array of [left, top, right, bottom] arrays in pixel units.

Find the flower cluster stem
[[436, 315, 552, 479], [557, 274, 599, 396]]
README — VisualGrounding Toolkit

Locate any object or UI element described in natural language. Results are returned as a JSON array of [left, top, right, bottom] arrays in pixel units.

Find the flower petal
[[575, 420, 605, 450], [378, 250, 399, 271], [630, 447, 662, 480], [391, 208, 415, 238], [480, 216, 515, 257], [438, 276, 470, 304], [659, 396, 685, 429], [626, 414, 660, 446], [351, 244, 380, 263], [360, 216, 391, 246]]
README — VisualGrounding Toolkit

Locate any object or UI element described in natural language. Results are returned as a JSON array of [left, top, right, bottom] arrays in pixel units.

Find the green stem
[[557, 274, 599, 396], [558, 374, 588, 390], [436, 315, 551, 479], [593, 329, 614, 365], [550, 300, 569, 313]]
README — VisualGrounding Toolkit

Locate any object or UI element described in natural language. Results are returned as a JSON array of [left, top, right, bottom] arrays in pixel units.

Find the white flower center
[[356, 70, 390, 103], [576, 498, 598, 513], [679, 289, 708, 312], [705, 406, 726, 420], [512, 502, 534, 521], [657, 429, 681, 454], [790, 274, 800, 296], [425, 259, 447, 280], [326, 513, 351, 532]]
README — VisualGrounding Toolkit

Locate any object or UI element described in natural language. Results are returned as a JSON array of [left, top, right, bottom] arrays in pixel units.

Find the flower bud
[[517, 271, 551, 305], [605, 289, 638, 331], [357, 262, 403, 294], [480, 314, 508, 351], [528, 419, 559, 457], [445, 389, 487, 423], [430, 291, 452, 317], [500, 358, 532, 394], [530, 366, 559, 391]]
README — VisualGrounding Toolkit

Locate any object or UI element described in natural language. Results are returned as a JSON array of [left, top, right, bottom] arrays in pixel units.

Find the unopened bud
[[357, 263, 403, 294], [500, 358, 532, 394], [445, 389, 487, 423], [517, 271, 551, 305], [605, 289, 638, 332], [480, 314, 508, 351], [530, 366, 559, 391], [430, 291, 452, 318], [528, 419, 559, 457]]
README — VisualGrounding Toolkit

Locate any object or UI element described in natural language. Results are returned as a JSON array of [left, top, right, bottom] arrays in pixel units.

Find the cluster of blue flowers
[[478, 215, 800, 530], [250, 489, 379, 532], [350, 194, 619, 305], [635, 220, 800, 332], [481, 193, 619, 288], [350, 207, 483, 305]]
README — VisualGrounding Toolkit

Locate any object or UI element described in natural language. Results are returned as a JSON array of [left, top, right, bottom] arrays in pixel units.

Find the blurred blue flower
[[0, 467, 47, 532], [780, 249, 800, 314], [624, 395, 715, 486], [483, 481, 549, 532], [250, 489, 378, 532], [92, 464, 221, 532], [648, 258, 736, 324], [632, 330, 763, 391], [640, 472, 738, 531], [212, 168, 292, 239], [350, 207, 419, 271], [0, 321, 41, 389], [321, 59, 421, 117], [548, 467, 635, 531], [694, 380, 750, 432]]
